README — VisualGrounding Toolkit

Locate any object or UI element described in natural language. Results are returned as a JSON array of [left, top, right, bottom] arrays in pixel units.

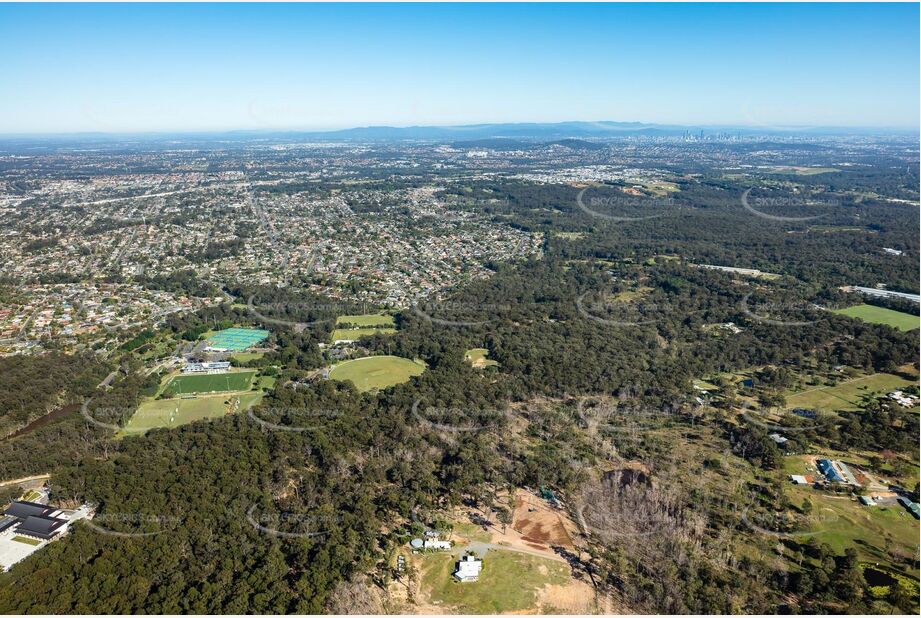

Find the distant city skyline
[[1, 2, 918, 134]]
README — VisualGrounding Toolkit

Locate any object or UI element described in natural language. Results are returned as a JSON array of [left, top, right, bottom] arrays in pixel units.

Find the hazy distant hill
[[0, 121, 914, 148]]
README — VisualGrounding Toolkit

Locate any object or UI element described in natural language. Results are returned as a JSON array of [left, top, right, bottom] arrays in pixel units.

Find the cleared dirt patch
[[512, 490, 576, 549]]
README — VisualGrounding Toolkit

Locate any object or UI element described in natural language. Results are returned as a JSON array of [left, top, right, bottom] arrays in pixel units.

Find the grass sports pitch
[[328, 355, 424, 392], [206, 327, 270, 351], [123, 396, 231, 434], [331, 313, 397, 343], [335, 313, 395, 327], [330, 326, 396, 342], [163, 371, 256, 395], [832, 304, 919, 331]]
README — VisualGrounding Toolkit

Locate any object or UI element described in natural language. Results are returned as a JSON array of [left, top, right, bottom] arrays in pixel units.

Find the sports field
[[163, 370, 256, 395], [833, 304, 919, 331], [122, 396, 231, 434], [785, 372, 918, 413], [331, 327, 396, 342], [206, 327, 270, 351], [328, 355, 425, 392], [331, 313, 397, 343], [335, 313, 395, 327]]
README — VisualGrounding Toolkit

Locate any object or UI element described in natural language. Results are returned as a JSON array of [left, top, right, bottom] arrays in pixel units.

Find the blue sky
[[1, 2, 918, 133]]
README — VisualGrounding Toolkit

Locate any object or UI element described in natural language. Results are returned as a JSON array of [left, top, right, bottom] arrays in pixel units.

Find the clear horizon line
[[0, 119, 918, 139]]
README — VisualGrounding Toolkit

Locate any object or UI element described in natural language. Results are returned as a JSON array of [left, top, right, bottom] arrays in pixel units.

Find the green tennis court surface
[[205, 328, 270, 351]]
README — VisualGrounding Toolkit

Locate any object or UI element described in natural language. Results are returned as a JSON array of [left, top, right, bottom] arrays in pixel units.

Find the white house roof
[[455, 555, 482, 578]]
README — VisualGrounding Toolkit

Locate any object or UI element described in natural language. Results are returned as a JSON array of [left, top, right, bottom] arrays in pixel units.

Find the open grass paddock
[[833, 304, 918, 331], [464, 348, 499, 368], [785, 372, 918, 413], [419, 550, 568, 613]]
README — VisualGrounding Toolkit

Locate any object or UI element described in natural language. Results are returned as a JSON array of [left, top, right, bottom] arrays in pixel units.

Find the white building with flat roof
[[423, 539, 451, 551], [454, 554, 482, 582]]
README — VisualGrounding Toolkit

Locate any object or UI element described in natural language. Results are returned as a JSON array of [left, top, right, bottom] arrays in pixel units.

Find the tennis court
[[206, 328, 270, 351]]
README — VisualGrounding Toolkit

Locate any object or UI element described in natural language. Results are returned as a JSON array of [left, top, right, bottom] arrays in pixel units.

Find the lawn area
[[335, 313, 395, 327], [450, 521, 493, 543], [328, 356, 425, 392], [256, 375, 277, 390], [330, 327, 396, 342], [231, 351, 264, 363], [785, 372, 918, 413], [464, 348, 499, 368], [11, 536, 42, 546], [236, 391, 265, 411], [785, 484, 919, 570], [419, 550, 568, 613], [693, 378, 719, 391], [163, 370, 256, 395], [833, 304, 919, 331], [122, 396, 231, 434]]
